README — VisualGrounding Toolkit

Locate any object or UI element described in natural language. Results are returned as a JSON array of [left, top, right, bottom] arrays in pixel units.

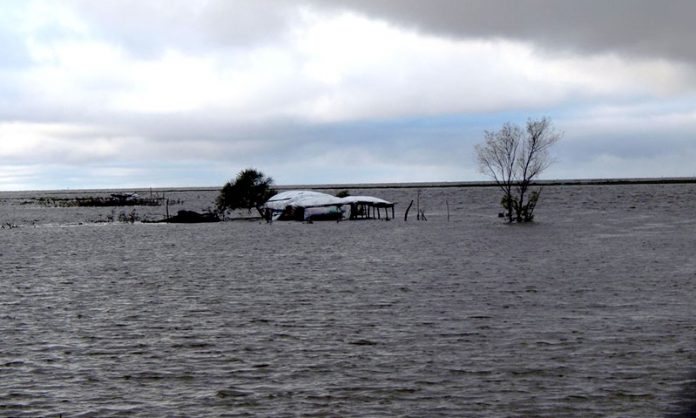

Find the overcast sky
[[1, 0, 695, 190]]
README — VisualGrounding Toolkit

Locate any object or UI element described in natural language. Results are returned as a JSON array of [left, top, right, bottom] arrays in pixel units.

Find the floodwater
[[1, 184, 695, 417]]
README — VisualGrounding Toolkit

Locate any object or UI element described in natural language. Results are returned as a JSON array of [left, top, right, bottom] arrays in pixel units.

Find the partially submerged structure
[[340, 195, 396, 220], [264, 190, 395, 221]]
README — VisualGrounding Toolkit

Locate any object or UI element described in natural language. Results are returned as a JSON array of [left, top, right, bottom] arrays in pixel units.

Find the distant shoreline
[[284, 177, 696, 190], [3, 177, 696, 195]]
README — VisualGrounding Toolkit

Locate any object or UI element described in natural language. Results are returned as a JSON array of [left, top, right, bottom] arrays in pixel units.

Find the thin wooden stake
[[416, 190, 420, 220]]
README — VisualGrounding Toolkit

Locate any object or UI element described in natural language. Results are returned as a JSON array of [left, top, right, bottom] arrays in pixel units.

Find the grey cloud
[[313, 0, 696, 64]]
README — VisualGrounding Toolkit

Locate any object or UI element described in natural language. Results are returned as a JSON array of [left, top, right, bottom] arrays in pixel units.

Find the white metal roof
[[264, 190, 393, 211], [264, 190, 344, 210], [339, 195, 393, 206]]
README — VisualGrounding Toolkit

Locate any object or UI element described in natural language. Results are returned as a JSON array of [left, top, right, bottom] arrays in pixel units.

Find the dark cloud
[[315, 0, 696, 64]]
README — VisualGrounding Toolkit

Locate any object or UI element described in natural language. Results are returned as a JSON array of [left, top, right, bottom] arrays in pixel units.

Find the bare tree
[[476, 122, 522, 222], [476, 117, 561, 222]]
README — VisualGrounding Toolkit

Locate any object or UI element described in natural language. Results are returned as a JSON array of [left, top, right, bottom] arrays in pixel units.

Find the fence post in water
[[446, 200, 450, 222], [404, 200, 414, 221], [416, 190, 421, 220]]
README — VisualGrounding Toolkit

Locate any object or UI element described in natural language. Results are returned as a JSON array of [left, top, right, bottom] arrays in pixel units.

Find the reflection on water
[[1, 184, 695, 417]]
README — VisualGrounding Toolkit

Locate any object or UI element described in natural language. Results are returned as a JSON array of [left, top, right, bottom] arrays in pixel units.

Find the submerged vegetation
[[476, 117, 561, 223], [27, 195, 176, 208], [160, 210, 219, 223], [216, 168, 276, 217]]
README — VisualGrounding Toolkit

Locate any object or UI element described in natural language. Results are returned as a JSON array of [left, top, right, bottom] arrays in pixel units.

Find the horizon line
[[2, 176, 696, 194]]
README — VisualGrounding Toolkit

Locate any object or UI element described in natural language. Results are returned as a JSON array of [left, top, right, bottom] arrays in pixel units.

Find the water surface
[[1, 184, 695, 416]]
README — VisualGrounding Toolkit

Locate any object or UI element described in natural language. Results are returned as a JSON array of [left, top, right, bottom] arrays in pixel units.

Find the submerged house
[[264, 190, 395, 221]]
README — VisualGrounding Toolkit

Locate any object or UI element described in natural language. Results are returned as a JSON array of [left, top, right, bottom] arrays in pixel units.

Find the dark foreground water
[[1, 184, 695, 417]]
